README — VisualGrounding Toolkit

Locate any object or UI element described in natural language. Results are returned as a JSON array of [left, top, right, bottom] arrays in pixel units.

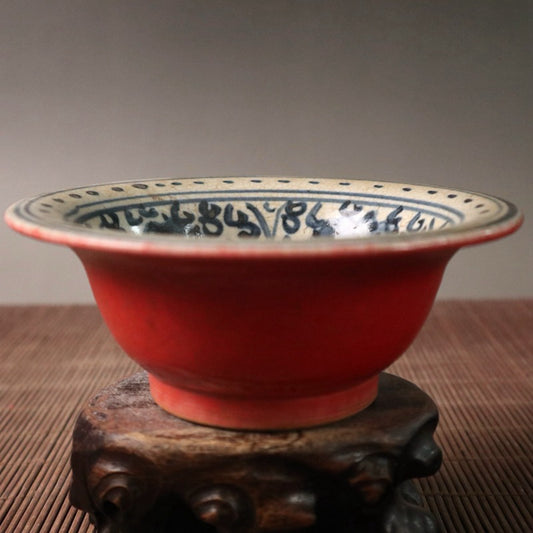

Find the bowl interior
[[14, 177, 516, 243]]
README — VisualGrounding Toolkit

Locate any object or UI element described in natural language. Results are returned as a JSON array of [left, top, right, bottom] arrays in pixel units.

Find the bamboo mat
[[0, 301, 531, 532]]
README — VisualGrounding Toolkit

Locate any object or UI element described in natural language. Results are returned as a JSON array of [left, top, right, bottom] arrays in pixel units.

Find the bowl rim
[[5, 176, 523, 258]]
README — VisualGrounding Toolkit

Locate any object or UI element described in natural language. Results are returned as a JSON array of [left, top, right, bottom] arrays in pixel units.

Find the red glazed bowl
[[5, 177, 522, 429]]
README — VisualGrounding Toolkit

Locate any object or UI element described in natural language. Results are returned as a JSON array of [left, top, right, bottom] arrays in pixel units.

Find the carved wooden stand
[[70, 373, 442, 532]]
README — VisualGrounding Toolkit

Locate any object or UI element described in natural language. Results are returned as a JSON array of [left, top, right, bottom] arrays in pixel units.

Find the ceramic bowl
[[5, 177, 522, 429]]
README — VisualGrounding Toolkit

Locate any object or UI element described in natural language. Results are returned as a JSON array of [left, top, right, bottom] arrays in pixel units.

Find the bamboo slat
[[0, 301, 531, 532]]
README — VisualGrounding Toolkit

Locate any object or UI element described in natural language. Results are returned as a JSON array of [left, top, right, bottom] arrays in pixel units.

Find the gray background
[[1, 1, 531, 303]]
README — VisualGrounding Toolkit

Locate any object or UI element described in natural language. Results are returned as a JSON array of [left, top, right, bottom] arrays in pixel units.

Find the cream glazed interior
[[7, 177, 521, 251]]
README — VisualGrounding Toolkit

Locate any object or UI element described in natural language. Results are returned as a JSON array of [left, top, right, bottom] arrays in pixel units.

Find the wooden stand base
[[70, 373, 442, 532]]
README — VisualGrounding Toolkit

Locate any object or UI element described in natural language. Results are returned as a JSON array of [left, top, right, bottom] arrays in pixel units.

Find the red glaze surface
[[75, 246, 454, 428], [6, 177, 522, 429]]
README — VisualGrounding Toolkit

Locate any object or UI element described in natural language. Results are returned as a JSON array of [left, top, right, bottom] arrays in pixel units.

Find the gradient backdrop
[[1, 1, 531, 303]]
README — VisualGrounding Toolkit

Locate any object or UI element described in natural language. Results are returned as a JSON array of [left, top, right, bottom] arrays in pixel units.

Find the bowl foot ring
[[148, 374, 380, 430]]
